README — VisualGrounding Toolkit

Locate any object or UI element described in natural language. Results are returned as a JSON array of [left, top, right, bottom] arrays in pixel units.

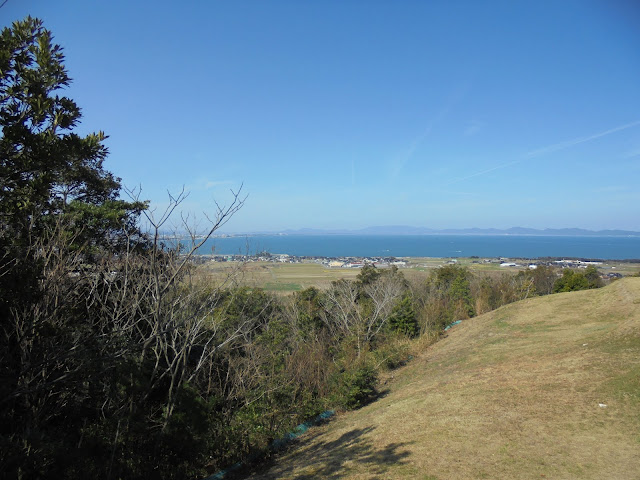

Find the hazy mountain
[[266, 226, 640, 236]]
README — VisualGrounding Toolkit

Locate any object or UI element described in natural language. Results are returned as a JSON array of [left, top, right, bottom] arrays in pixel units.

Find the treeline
[[0, 17, 606, 479]]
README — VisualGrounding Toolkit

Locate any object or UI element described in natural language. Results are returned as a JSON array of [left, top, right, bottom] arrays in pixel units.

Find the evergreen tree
[[0, 16, 146, 316], [356, 264, 381, 287], [388, 293, 418, 337], [553, 267, 602, 293], [0, 18, 148, 477], [0, 16, 146, 241], [449, 273, 475, 318]]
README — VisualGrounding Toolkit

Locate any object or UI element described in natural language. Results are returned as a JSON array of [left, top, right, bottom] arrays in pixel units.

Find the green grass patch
[[494, 316, 511, 329], [263, 282, 302, 292], [518, 322, 556, 333], [593, 333, 640, 355], [605, 365, 640, 403]]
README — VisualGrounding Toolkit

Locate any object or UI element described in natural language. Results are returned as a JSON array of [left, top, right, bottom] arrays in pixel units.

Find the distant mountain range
[[263, 226, 640, 236]]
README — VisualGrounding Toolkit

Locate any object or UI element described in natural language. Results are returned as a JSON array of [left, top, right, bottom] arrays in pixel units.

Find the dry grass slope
[[246, 278, 640, 479]]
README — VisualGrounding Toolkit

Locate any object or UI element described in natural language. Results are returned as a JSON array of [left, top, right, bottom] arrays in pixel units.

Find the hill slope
[[247, 278, 640, 479]]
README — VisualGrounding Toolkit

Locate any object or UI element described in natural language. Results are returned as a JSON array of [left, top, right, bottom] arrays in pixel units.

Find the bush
[[373, 334, 411, 370], [553, 267, 602, 293], [331, 359, 378, 410], [388, 294, 419, 337]]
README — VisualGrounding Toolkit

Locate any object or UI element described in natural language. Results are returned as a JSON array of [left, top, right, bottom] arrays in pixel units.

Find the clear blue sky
[[3, 1, 640, 232]]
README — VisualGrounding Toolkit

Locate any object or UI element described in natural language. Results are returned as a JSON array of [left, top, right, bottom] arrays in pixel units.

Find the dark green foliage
[[553, 266, 603, 293], [449, 273, 475, 318], [0, 17, 145, 246], [433, 264, 464, 289], [422, 265, 476, 329], [553, 270, 588, 292], [0, 16, 145, 323], [373, 334, 411, 370], [217, 286, 277, 334], [356, 264, 381, 286], [294, 286, 325, 336], [584, 265, 604, 288], [388, 293, 418, 337], [331, 359, 378, 410]]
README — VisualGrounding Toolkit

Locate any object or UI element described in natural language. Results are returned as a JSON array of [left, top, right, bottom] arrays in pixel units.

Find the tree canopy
[[0, 16, 146, 318], [0, 16, 145, 249]]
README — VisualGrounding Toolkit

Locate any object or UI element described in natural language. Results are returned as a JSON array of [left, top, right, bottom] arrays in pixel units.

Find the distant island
[[214, 226, 640, 237]]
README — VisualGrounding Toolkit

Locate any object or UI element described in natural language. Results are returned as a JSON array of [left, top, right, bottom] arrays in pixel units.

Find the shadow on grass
[[373, 387, 391, 401], [245, 425, 412, 479]]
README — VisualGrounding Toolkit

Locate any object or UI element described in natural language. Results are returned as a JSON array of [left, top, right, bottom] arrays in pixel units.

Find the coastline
[[186, 234, 640, 261]]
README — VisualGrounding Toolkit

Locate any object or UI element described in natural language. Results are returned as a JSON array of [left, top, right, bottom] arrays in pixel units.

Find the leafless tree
[[4, 186, 250, 441], [320, 271, 405, 357]]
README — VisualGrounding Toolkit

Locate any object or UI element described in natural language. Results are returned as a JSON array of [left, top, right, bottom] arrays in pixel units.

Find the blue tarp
[[444, 320, 462, 331]]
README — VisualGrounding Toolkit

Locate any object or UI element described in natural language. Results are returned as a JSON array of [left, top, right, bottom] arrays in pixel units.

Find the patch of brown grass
[[246, 278, 640, 479], [198, 261, 363, 293]]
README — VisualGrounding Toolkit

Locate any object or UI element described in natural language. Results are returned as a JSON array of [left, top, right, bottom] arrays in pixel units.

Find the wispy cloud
[[389, 119, 439, 179], [390, 85, 470, 178], [445, 120, 640, 186], [443, 159, 522, 186], [525, 120, 640, 158]]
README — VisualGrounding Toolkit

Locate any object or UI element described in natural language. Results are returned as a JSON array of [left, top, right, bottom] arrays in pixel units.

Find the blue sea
[[190, 234, 640, 260]]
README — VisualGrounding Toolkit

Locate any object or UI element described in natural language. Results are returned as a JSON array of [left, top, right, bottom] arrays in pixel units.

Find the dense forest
[[0, 18, 606, 479]]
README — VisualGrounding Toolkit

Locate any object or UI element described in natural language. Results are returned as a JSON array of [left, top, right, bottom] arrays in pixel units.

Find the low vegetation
[[246, 278, 640, 479]]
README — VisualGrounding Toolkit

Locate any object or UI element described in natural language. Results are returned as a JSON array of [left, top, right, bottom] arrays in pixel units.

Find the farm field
[[196, 261, 363, 292], [195, 258, 639, 293]]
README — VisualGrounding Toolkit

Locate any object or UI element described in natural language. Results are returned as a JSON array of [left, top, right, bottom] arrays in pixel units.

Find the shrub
[[388, 293, 419, 337], [331, 359, 378, 410], [553, 268, 602, 293], [373, 334, 411, 370]]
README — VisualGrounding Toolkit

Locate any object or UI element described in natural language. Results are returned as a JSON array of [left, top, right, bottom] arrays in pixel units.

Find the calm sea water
[[189, 235, 640, 260]]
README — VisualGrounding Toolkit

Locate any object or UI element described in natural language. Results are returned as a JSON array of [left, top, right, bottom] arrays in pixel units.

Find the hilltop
[[246, 278, 640, 479]]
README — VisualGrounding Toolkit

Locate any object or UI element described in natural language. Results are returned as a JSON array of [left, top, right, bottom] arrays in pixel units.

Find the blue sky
[[3, 0, 640, 232]]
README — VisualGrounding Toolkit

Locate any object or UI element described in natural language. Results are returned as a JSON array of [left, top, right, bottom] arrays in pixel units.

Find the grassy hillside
[[246, 278, 640, 479]]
